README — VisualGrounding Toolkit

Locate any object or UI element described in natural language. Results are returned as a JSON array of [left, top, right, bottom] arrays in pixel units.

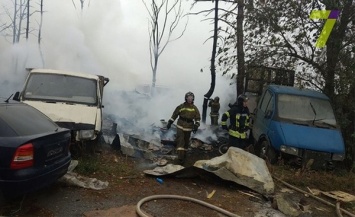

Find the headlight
[[280, 145, 299, 155], [78, 130, 95, 140], [332, 153, 344, 161]]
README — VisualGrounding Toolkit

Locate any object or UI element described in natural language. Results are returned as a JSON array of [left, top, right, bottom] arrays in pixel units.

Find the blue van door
[[252, 89, 274, 143]]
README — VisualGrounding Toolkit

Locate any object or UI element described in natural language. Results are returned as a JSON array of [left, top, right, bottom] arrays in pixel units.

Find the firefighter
[[208, 96, 220, 126], [221, 94, 250, 150], [166, 91, 201, 164]]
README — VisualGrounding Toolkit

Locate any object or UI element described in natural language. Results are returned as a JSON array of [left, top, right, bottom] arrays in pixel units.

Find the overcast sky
[[0, 0, 236, 129]]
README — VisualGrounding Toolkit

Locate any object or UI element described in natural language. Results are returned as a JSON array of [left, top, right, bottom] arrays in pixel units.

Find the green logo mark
[[309, 10, 340, 48]]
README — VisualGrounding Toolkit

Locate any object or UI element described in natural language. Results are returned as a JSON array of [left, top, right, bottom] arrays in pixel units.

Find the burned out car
[[0, 101, 71, 197], [13, 68, 109, 149]]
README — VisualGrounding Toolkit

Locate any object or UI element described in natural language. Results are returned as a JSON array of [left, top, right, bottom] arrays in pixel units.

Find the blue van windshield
[[277, 94, 336, 126]]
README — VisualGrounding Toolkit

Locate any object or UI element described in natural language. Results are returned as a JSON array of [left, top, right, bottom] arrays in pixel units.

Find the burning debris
[[59, 160, 109, 190], [103, 117, 228, 166]]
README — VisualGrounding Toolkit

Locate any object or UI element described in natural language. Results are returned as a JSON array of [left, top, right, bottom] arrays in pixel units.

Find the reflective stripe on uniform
[[245, 115, 250, 127], [235, 113, 250, 128], [176, 124, 193, 131], [176, 147, 186, 151], [224, 111, 230, 118], [179, 108, 196, 112], [236, 114, 241, 127], [228, 129, 247, 139]]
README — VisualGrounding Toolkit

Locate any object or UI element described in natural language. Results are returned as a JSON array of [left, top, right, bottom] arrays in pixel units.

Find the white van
[[14, 68, 109, 147]]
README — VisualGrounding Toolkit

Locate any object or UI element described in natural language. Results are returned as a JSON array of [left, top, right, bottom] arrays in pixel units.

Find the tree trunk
[[13, 0, 17, 44], [201, 0, 218, 123], [236, 0, 245, 97], [26, 0, 29, 40], [151, 52, 158, 95], [324, 1, 351, 100], [16, 0, 23, 43], [38, 0, 45, 67]]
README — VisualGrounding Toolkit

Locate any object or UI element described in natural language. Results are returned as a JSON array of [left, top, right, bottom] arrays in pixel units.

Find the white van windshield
[[23, 73, 97, 105], [277, 94, 336, 126]]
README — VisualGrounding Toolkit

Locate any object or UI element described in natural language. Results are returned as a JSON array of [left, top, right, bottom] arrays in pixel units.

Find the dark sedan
[[0, 100, 71, 197]]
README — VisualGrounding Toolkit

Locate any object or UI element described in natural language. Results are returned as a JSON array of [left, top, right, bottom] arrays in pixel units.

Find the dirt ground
[[1, 142, 354, 217]]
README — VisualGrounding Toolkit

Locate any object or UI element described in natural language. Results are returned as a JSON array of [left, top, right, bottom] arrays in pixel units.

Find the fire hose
[[135, 177, 354, 217], [136, 194, 241, 217]]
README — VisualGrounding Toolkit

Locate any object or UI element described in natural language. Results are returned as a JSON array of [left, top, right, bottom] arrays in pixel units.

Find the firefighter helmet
[[237, 94, 248, 105], [214, 96, 220, 102], [185, 91, 195, 102]]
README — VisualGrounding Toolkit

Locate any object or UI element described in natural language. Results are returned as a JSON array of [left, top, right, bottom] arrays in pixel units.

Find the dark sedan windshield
[[0, 104, 58, 137], [277, 94, 336, 126]]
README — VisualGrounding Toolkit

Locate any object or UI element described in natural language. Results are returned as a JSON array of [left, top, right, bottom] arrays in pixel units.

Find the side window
[[267, 94, 274, 112], [259, 90, 272, 112]]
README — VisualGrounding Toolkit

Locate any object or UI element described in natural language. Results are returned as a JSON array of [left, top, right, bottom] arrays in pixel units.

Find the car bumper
[[0, 155, 71, 195]]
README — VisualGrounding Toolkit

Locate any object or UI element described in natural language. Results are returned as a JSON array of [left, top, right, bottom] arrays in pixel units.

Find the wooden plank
[[322, 191, 355, 203]]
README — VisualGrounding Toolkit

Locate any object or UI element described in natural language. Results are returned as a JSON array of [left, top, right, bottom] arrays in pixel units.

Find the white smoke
[[0, 0, 237, 142]]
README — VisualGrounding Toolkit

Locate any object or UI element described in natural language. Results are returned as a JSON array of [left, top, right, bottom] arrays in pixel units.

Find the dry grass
[[272, 164, 355, 194], [74, 148, 142, 185]]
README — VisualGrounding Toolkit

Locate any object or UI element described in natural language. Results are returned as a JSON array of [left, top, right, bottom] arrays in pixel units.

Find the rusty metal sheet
[[322, 191, 355, 203]]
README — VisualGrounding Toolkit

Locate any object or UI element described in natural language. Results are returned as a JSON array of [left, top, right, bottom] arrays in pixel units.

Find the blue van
[[252, 85, 345, 168]]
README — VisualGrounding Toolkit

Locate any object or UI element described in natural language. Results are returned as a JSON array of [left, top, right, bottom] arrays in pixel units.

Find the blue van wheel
[[260, 141, 278, 164]]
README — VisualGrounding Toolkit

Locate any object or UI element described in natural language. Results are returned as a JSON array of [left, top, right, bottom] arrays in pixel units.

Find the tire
[[259, 140, 278, 164], [85, 132, 104, 154], [0, 190, 4, 206], [219, 144, 229, 155]]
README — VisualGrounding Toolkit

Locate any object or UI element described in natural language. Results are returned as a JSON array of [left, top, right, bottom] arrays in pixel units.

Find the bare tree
[[38, 0, 45, 67], [142, 0, 188, 94], [25, 0, 29, 40], [0, 0, 43, 44], [71, 0, 91, 13], [235, 0, 245, 97], [13, 0, 28, 43], [0, 0, 30, 44], [191, 0, 220, 123], [192, 0, 249, 122]]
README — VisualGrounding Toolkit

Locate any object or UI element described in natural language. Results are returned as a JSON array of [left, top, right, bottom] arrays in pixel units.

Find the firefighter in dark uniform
[[208, 96, 220, 126], [221, 94, 250, 149], [166, 92, 201, 164]]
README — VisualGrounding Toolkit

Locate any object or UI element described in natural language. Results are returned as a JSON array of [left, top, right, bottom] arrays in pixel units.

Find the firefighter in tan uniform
[[166, 92, 201, 164], [208, 96, 220, 126]]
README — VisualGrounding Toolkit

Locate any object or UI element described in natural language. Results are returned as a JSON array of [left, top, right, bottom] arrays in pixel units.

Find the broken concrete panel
[[194, 147, 275, 195], [144, 164, 185, 176], [144, 147, 274, 195], [190, 139, 213, 151], [254, 203, 287, 217], [118, 134, 157, 159], [142, 150, 156, 160], [120, 141, 136, 157], [59, 172, 109, 190], [275, 193, 302, 217], [120, 141, 157, 160]]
